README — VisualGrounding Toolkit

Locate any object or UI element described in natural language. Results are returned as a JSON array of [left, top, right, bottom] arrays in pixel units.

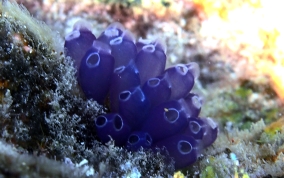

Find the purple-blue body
[[64, 21, 218, 170]]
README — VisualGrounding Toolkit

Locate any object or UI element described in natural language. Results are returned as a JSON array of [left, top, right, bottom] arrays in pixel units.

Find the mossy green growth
[[200, 166, 216, 178], [261, 118, 284, 141], [199, 156, 219, 178], [234, 87, 253, 99], [202, 78, 282, 130]]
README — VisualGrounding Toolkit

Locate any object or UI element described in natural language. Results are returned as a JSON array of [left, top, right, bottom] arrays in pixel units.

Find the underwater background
[[1, 0, 284, 177]]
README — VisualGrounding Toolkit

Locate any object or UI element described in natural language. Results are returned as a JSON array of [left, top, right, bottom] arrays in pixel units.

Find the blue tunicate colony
[[64, 21, 218, 169]]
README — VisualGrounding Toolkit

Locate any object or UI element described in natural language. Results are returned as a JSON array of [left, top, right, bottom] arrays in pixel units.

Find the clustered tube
[[64, 21, 218, 169]]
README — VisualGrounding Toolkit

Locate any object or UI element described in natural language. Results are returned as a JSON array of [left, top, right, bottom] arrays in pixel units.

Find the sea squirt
[[64, 21, 218, 169]]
